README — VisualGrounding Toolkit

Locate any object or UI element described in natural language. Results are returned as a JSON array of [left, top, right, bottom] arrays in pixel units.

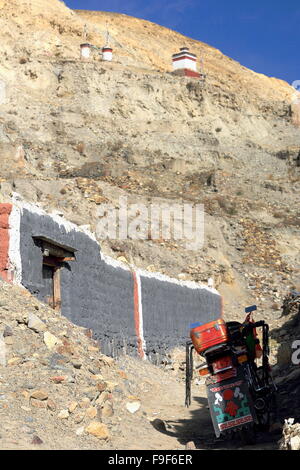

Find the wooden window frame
[[34, 237, 76, 313], [43, 257, 62, 312]]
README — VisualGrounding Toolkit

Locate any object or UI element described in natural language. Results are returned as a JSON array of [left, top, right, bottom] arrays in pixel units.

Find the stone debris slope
[[0, 278, 117, 449], [0, 278, 299, 450], [0, 279, 189, 450]]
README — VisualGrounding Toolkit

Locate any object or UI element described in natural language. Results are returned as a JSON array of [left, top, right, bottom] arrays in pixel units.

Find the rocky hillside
[[0, 0, 299, 317]]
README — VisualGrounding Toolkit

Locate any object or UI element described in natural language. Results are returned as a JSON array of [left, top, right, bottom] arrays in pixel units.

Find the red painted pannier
[[190, 318, 228, 354]]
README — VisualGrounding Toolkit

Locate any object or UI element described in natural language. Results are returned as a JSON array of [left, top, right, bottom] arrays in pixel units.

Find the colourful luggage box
[[190, 318, 228, 354]]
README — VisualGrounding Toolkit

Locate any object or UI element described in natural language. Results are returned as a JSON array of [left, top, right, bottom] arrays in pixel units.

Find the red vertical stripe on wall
[[0, 203, 13, 281]]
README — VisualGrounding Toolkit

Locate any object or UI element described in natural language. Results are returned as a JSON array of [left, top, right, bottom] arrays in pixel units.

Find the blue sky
[[65, 0, 299, 84]]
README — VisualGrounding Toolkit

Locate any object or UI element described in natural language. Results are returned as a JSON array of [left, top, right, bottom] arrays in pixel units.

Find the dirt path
[[0, 354, 279, 450], [109, 356, 279, 450]]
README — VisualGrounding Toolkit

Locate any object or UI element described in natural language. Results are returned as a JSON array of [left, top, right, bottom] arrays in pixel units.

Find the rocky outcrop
[[279, 419, 300, 450]]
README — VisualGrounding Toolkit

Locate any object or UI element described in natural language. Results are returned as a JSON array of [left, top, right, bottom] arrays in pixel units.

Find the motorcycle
[[185, 305, 277, 444]]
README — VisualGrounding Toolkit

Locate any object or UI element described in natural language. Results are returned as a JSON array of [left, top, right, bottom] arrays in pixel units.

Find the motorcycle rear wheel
[[256, 393, 277, 432]]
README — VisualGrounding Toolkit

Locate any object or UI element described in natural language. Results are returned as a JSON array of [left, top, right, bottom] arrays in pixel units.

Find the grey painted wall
[[19, 208, 136, 357], [140, 276, 221, 361], [19, 208, 222, 360]]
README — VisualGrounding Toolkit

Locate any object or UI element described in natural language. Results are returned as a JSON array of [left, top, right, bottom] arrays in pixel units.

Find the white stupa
[[102, 46, 113, 61], [172, 47, 202, 78], [80, 43, 92, 60]]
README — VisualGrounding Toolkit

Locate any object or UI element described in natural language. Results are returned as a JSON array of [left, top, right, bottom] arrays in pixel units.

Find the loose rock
[[126, 401, 141, 414], [3, 325, 13, 337], [30, 389, 48, 401], [27, 313, 47, 333], [185, 441, 196, 450], [47, 399, 57, 412], [32, 435, 43, 445], [68, 401, 78, 413], [86, 407, 98, 419], [76, 426, 85, 436], [85, 422, 110, 440], [58, 410, 69, 420], [102, 401, 114, 418], [44, 332, 61, 350]]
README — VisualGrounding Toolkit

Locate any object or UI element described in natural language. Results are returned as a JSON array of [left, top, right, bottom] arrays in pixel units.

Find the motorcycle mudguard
[[206, 369, 257, 438]]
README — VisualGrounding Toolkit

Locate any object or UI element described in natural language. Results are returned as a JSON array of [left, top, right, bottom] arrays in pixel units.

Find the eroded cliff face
[[0, 0, 299, 318]]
